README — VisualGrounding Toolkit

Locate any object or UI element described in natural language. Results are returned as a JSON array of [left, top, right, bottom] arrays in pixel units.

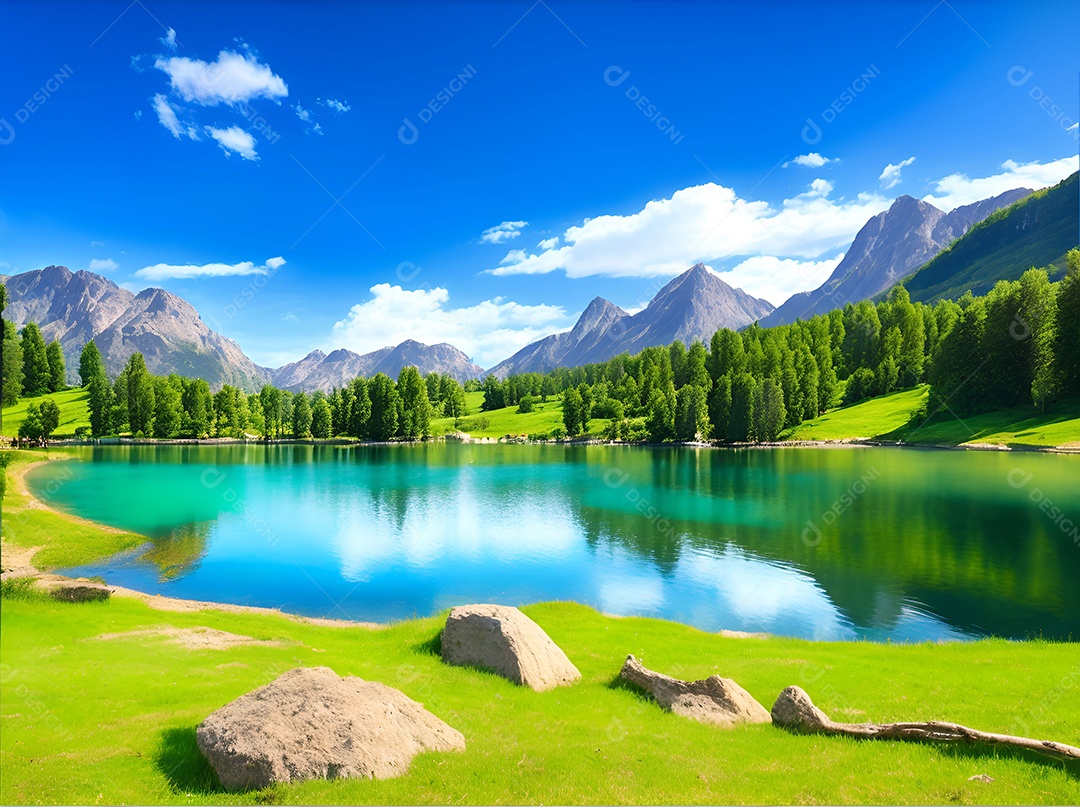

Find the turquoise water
[[28, 444, 1080, 641]]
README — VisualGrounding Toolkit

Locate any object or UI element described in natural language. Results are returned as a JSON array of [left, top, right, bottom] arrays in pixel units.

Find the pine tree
[[397, 366, 431, 439], [368, 373, 400, 441], [311, 396, 332, 438], [674, 384, 710, 441], [79, 341, 105, 387], [20, 321, 50, 396], [45, 341, 66, 392], [1, 319, 23, 405], [292, 391, 313, 438]]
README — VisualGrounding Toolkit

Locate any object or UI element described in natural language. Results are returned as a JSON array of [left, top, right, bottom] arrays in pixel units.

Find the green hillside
[[903, 171, 1078, 303], [0, 388, 91, 439]]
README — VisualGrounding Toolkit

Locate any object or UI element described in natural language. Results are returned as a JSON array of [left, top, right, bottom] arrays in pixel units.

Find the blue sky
[[1, 0, 1077, 368]]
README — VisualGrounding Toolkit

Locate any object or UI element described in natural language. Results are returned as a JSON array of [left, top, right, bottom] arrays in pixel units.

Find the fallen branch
[[619, 654, 770, 727], [771, 685, 1080, 762]]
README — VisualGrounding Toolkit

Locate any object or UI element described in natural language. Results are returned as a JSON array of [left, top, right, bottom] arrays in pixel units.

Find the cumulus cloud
[[154, 50, 288, 106], [159, 27, 177, 50], [923, 155, 1079, 211], [716, 255, 844, 308], [319, 98, 351, 114], [537, 236, 559, 250], [205, 126, 258, 160], [784, 153, 836, 168], [88, 258, 119, 272], [879, 156, 916, 190], [331, 283, 574, 368], [135, 256, 284, 281], [480, 220, 528, 244], [487, 180, 889, 305]]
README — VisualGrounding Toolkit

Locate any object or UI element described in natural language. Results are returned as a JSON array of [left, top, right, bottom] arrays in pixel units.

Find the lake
[[28, 443, 1080, 642]]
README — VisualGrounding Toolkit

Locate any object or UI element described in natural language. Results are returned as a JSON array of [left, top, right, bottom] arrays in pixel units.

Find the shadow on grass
[[412, 629, 442, 657], [154, 726, 222, 796], [933, 740, 1080, 778]]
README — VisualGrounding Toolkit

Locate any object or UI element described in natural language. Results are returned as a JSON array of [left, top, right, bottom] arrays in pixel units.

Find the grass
[[784, 386, 1080, 448], [0, 387, 91, 438], [0, 450, 145, 568], [2, 449, 1080, 804], [430, 392, 607, 439], [784, 386, 932, 442]]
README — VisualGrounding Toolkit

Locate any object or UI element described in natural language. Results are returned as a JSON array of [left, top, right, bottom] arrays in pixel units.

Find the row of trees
[[483, 253, 1080, 442], [1, 320, 67, 405], [77, 341, 471, 441]]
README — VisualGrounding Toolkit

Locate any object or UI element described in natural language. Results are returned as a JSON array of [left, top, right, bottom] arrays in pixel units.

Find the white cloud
[[537, 236, 559, 250], [90, 240, 105, 247], [487, 181, 889, 305], [159, 27, 177, 50], [480, 220, 528, 244], [88, 258, 119, 272], [879, 156, 916, 190], [205, 125, 258, 160], [716, 255, 844, 308], [319, 98, 350, 114], [331, 283, 574, 368], [294, 103, 311, 122], [923, 155, 1079, 211], [154, 50, 287, 106], [1068, 122, 1078, 131], [152, 93, 198, 140], [784, 153, 836, 168], [135, 256, 284, 281]]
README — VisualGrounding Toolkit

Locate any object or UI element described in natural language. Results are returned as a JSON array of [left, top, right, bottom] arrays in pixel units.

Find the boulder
[[440, 604, 580, 692], [619, 654, 771, 727], [196, 666, 464, 790]]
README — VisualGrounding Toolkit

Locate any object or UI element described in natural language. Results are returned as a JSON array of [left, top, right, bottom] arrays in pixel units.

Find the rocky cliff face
[[2, 266, 270, 389], [758, 188, 1032, 327]]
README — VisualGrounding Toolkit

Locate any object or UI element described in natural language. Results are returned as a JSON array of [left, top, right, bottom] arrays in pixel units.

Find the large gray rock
[[619, 654, 771, 727], [196, 667, 464, 790], [440, 604, 581, 692]]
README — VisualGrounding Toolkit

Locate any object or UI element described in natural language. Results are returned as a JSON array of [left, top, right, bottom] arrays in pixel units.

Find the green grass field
[[431, 391, 607, 439], [3, 450, 1080, 805], [785, 386, 1080, 448], [0, 388, 91, 439]]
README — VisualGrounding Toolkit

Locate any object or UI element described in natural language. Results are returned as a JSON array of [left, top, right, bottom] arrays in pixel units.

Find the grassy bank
[[0, 387, 91, 439], [2, 450, 1079, 805], [784, 386, 1080, 448], [429, 391, 607, 439]]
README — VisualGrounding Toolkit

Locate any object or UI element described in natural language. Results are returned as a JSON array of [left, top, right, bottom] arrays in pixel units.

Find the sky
[[1, 0, 1078, 369]]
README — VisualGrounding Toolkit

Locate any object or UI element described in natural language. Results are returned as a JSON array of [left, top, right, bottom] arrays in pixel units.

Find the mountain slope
[[2, 266, 270, 389], [758, 187, 1032, 327], [488, 263, 773, 377], [272, 340, 483, 391], [903, 172, 1078, 303]]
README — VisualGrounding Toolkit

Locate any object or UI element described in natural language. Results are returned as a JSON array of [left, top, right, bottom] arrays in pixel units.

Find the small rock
[[770, 685, 833, 731], [196, 666, 464, 790], [968, 774, 994, 783], [441, 604, 580, 692]]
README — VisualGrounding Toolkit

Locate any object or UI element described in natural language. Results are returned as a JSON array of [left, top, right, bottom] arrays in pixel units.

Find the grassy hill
[[785, 385, 1080, 448], [430, 391, 608, 439], [0, 387, 91, 438], [903, 171, 1079, 303]]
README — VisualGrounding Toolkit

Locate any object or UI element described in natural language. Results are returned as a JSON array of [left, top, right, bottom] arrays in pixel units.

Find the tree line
[[481, 253, 1080, 442], [73, 342, 470, 441]]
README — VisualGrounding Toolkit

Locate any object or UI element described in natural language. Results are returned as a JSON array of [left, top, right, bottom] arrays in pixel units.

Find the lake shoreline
[[33, 434, 1080, 454]]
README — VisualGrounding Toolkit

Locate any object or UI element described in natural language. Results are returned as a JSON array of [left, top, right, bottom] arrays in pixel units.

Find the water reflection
[[37, 443, 1080, 642]]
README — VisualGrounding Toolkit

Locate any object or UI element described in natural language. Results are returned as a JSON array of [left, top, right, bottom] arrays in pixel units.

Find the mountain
[[271, 340, 484, 392], [903, 172, 1078, 303], [757, 187, 1032, 327], [1, 266, 271, 390], [1, 266, 484, 393], [487, 263, 773, 377]]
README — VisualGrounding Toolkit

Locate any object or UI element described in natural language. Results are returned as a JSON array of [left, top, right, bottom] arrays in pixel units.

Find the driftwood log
[[619, 654, 771, 727], [772, 685, 1080, 762]]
